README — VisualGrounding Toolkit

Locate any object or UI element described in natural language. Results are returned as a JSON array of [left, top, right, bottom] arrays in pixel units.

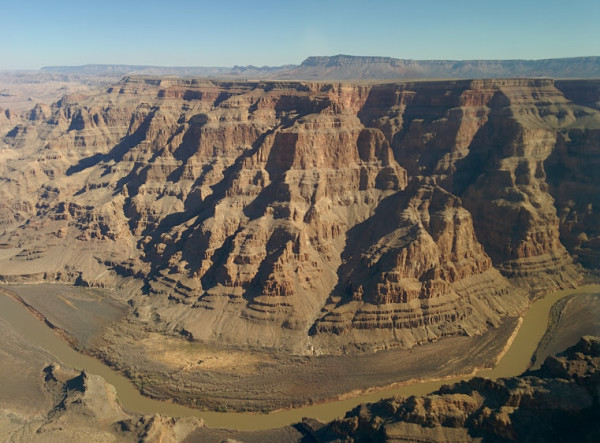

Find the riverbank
[[1, 283, 520, 418], [531, 291, 600, 369], [1, 283, 598, 431]]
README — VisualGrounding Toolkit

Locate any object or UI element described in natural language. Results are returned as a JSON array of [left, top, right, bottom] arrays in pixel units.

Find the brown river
[[1, 284, 598, 430]]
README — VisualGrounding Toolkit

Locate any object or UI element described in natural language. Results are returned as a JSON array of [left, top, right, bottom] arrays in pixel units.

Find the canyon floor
[[0, 282, 598, 442], [2, 283, 518, 413]]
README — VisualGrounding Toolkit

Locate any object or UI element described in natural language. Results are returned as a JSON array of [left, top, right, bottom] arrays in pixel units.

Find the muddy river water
[[1, 284, 598, 430]]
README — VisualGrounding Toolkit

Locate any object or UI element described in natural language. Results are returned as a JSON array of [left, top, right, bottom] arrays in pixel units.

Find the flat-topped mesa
[[0, 77, 598, 352], [293, 56, 600, 79], [302, 55, 401, 66]]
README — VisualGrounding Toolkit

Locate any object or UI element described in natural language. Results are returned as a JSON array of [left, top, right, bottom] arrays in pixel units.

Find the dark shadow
[[4, 125, 22, 138], [67, 153, 106, 176], [241, 131, 297, 221], [213, 91, 231, 107], [247, 227, 295, 291], [64, 372, 86, 392], [171, 113, 208, 162], [199, 228, 242, 290], [554, 80, 600, 111]]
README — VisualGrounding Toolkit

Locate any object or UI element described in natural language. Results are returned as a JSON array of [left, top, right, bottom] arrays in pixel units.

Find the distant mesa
[[39, 54, 600, 79]]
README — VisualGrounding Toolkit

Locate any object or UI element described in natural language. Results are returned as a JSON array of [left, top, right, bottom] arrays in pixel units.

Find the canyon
[[0, 72, 599, 440], [1, 77, 598, 353], [0, 286, 597, 441]]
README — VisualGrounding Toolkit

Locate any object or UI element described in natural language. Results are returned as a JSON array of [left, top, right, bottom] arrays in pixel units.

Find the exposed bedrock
[[0, 77, 598, 352], [318, 336, 600, 442], [310, 179, 524, 350]]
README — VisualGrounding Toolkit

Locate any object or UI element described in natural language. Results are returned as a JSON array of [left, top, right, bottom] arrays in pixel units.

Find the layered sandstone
[[1, 77, 598, 353]]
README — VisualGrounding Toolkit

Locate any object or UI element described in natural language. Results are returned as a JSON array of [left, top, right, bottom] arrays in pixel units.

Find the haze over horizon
[[2, 0, 599, 71]]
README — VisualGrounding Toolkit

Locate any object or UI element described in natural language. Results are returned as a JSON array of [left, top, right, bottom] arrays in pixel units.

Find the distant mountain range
[[40, 54, 600, 79]]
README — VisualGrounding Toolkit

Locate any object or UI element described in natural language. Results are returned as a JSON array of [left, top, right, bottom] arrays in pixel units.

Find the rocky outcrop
[[318, 336, 600, 442], [358, 80, 587, 293], [2, 363, 204, 442], [0, 77, 598, 352]]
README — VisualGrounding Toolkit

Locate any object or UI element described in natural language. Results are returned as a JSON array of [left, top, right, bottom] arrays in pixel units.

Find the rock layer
[[1, 77, 599, 353]]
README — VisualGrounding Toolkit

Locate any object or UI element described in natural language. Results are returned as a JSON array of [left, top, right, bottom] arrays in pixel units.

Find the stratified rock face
[[0, 77, 598, 353], [320, 336, 600, 442]]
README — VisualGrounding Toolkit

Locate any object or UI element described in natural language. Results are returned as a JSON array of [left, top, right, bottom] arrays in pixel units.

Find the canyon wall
[[1, 77, 598, 353]]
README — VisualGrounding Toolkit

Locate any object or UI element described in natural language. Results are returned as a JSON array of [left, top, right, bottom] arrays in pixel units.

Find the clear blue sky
[[2, 0, 599, 70]]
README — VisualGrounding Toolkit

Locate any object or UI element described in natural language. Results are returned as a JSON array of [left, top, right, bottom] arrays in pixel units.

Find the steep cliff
[[1, 77, 598, 353]]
